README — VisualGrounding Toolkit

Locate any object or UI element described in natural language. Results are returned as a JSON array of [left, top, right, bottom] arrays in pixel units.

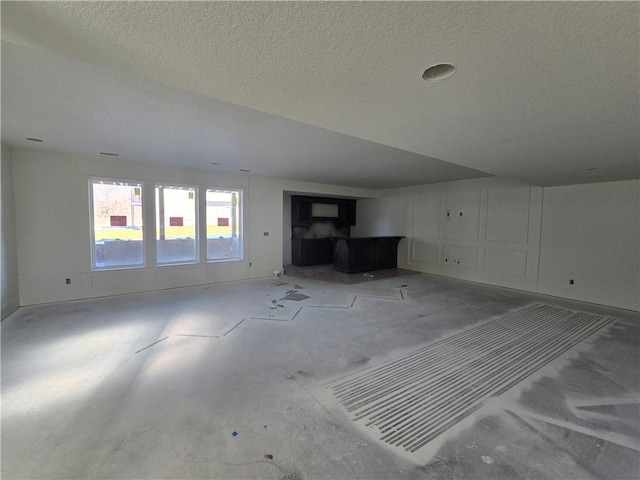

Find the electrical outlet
[[263, 232, 269, 236], [569, 279, 574, 285], [65, 278, 71, 285]]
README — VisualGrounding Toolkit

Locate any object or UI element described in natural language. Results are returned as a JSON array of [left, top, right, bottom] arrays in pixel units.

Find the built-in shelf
[[291, 195, 356, 227]]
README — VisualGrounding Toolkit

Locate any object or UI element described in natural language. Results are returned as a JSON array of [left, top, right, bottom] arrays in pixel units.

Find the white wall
[[351, 188, 409, 265], [12, 148, 375, 305], [247, 176, 284, 278], [1, 145, 20, 318], [352, 188, 407, 237], [359, 177, 639, 311], [538, 180, 640, 311], [14, 146, 636, 311]]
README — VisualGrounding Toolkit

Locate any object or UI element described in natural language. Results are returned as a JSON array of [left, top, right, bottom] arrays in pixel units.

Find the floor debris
[[231, 431, 238, 437], [282, 293, 310, 301], [286, 370, 315, 380], [6, 273, 636, 479], [264, 454, 273, 460]]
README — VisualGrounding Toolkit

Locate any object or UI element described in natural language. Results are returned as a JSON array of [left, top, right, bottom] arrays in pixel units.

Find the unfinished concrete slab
[[1, 273, 638, 479]]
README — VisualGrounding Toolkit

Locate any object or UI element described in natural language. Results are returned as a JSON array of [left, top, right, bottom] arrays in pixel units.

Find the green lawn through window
[[95, 225, 235, 241]]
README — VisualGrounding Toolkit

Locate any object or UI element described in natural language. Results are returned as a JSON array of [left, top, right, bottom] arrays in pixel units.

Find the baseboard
[[1, 296, 20, 320]]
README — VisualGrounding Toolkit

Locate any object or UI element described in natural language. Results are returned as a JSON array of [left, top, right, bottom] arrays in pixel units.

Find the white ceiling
[[2, 1, 638, 188], [0, 41, 487, 190]]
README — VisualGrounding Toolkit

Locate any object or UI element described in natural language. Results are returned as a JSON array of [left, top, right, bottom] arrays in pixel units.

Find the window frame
[[154, 182, 200, 266], [89, 176, 146, 271], [206, 187, 244, 263]]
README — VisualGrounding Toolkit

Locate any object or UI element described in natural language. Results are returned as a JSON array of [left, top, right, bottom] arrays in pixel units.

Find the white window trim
[[89, 176, 146, 271], [154, 183, 200, 266], [206, 187, 244, 263]]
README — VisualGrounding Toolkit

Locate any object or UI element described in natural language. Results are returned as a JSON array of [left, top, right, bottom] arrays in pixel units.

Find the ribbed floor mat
[[327, 304, 614, 453]]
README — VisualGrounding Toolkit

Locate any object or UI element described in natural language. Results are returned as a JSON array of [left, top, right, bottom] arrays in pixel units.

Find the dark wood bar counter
[[333, 236, 403, 273]]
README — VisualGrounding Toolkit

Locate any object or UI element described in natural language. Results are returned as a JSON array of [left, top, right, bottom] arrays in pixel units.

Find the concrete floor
[[2, 272, 638, 479]]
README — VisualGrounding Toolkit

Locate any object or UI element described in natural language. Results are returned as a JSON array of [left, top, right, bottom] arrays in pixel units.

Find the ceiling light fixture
[[239, 169, 251, 172], [99, 151, 119, 156], [211, 162, 220, 165], [422, 63, 456, 82], [26, 137, 43, 142], [585, 167, 600, 172]]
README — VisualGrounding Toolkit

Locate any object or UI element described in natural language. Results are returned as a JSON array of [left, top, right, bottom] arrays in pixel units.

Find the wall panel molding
[[404, 177, 542, 292], [411, 240, 440, 264], [484, 247, 527, 277], [485, 184, 531, 244]]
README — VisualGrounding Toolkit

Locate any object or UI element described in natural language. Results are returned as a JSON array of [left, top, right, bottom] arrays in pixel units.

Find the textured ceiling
[[1, 41, 488, 189], [2, 1, 638, 187]]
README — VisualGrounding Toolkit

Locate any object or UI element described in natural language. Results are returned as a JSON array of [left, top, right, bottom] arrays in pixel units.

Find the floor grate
[[327, 304, 614, 453]]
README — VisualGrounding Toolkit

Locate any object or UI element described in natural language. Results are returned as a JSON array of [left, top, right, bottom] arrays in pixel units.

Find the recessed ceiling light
[[211, 162, 220, 165], [239, 169, 251, 172], [26, 137, 43, 142], [422, 63, 456, 82], [585, 167, 600, 172], [99, 151, 119, 156]]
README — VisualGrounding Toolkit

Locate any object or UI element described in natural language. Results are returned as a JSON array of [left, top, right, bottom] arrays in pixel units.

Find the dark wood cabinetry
[[339, 199, 357, 226], [291, 238, 334, 266], [290, 196, 357, 266], [291, 196, 356, 227], [291, 197, 312, 226], [333, 237, 403, 273]]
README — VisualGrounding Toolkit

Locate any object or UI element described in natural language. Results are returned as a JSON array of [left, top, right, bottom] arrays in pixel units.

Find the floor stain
[[280, 467, 304, 480]]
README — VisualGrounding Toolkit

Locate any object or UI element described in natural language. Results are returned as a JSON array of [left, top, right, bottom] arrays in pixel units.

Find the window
[[90, 181, 240, 269], [206, 189, 242, 261], [155, 185, 198, 264], [90, 178, 144, 269]]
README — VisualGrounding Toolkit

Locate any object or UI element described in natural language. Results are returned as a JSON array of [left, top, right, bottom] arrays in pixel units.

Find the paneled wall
[[405, 177, 543, 291], [354, 177, 638, 310]]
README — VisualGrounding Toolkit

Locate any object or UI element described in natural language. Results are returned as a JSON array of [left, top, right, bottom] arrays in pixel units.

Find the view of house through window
[[155, 185, 198, 264], [207, 189, 242, 260], [90, 181, 241, 269], [91, 179, 144, 269]]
